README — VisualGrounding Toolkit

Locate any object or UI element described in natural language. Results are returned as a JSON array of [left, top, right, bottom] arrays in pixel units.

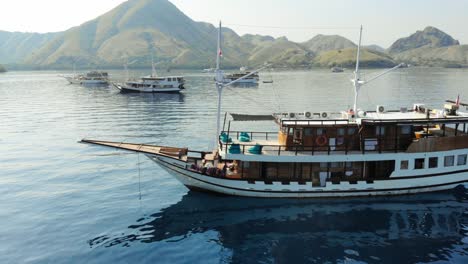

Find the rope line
[[224, 23, 359, 30]]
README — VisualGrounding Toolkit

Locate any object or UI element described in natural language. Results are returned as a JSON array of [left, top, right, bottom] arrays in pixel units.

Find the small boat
[[81, 24, 468, 198], [223, 72, 259, 85], [240, 66, 248, 72], [114, 59, 185, 93], [64, 71, 109, 85], [263, 80, 274, 84], [331, 66, 344, 73]]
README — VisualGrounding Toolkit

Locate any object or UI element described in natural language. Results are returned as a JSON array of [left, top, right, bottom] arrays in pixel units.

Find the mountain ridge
[[0, 0, 466, 69]]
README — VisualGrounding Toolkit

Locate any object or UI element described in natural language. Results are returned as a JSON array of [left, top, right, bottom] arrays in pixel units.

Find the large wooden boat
[[81, 24, 468, 198], [113, 57, 185, 93]]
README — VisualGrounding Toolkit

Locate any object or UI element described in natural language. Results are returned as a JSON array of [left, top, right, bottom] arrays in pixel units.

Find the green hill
[[313, 48, 396, 68], [393, 45, 468, 67], [302, 34, 356, 54], [388, 26, 459, 54], [0, 31, 57, 64], [0, 0, 465, 69]]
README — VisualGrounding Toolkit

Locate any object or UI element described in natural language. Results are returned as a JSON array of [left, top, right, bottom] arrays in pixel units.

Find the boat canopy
[[230, 113, 275, 121]]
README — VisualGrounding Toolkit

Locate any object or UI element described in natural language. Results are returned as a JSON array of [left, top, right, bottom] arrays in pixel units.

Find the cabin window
[[376, 126, 386, 136], [320, 162, 328, 169], [444, 156, 455, 167], [457, 154, 467, 166], [414, 158, 425, 169], [400, 125, 412, 135], [330, 162, 343, 168], [400, 160, 409, 170], [337, 128, 345, 136], [347, 127, 356, 135], [428, 157, 438, 168], [317, 128, 326, 136], [288, 127, 294, 136], [304, 128, 313, 136]]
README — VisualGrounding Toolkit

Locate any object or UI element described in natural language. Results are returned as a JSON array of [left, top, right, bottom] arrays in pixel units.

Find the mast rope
[[137, 152, 142, 200], [267, 66, 282, 112], [224, 23, 358, 30]]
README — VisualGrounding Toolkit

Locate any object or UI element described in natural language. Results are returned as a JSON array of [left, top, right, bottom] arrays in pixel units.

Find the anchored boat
[[65, 71, 109, 85], [113, 57, 185, 93], [81, 24, 468, 198]]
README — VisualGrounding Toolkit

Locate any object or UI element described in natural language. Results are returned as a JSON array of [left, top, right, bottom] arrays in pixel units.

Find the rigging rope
[[137, 152, 142, 200], [267, 67, 282, 112], [224, 23, 358, 30]]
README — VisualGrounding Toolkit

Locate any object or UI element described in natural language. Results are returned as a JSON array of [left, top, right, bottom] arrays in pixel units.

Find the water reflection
[[116, 92, 185, 103], [90, 187, 468, 263], [80, 83, 110, 88]]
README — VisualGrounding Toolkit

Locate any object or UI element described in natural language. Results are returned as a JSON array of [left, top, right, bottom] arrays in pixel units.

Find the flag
[[456, 94, 460, 107]]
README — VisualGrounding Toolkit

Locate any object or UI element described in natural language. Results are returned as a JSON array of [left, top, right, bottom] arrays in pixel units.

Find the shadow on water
[[89, 187, 468, 263], [116, 92, 185, 103]]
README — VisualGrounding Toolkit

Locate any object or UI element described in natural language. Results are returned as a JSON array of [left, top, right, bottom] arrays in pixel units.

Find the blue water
[[0, 68, 467, 263]]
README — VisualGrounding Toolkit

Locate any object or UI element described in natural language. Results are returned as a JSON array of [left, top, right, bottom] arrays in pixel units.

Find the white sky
[[1, 0, 467, 48]]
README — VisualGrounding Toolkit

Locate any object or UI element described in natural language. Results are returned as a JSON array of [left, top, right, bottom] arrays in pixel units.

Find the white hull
[[113, 83, 181, 93], [64, 76, 81, 84], [64, 76, 108, 85], [150, 155, 468, 198]]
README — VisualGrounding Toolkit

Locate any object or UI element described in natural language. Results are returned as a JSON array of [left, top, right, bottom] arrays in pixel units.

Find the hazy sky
[[1, 0, 467, 48]]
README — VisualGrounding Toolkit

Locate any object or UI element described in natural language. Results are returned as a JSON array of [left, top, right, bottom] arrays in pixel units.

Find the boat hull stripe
[[155, 158, 468, 194]]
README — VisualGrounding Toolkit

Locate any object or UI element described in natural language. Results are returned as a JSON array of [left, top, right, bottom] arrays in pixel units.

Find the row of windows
[[401, 154, 467, 170], [287, 127, 357, 136]]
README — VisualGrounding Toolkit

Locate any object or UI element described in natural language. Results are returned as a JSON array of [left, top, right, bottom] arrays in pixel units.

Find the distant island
[[0, 64, 6, 72], [0, 0, 467, 70]]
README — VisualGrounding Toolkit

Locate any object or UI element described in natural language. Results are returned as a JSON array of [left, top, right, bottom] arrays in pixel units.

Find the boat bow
[[80, 139, 189, 161]]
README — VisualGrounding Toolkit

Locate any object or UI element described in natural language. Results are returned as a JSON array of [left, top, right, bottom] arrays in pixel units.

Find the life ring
[[315, 135, 328, 146]]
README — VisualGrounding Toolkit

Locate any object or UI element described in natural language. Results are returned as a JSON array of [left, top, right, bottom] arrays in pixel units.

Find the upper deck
[[219, 106, 468, 161]]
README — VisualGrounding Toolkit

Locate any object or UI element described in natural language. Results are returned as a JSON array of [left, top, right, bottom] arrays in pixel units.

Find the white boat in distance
[[202, 68, 215, 73], [81, 24, 468, 198], [114, 61, 185, 93], [331, 66, 344, 73], [222, 72, 259, 85], [65, 71, 109, 85]]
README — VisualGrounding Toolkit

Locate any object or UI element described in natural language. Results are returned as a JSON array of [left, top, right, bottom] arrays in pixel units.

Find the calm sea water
[[0, 68, 467, 263]]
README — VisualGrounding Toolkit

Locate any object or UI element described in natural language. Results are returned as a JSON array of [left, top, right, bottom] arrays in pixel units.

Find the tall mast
[[353, 25, 363, 113], [151, 53, 157, 77], [215, 21, 224, 149]]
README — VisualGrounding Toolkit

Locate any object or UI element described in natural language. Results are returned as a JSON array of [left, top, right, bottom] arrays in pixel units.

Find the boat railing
[[219, 135, 415, 156]]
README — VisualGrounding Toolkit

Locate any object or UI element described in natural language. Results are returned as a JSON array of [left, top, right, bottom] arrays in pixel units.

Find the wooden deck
[[81, 139, 189, 161]]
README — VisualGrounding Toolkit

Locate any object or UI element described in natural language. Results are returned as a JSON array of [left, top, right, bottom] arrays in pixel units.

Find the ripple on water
[[1, 69, 468, 263]]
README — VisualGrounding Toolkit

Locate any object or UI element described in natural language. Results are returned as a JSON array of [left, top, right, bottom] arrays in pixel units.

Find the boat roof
[[142, 75, 184, 79], [278, 109, 468, 126]]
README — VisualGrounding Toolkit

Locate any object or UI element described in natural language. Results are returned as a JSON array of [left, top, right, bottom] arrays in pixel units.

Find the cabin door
[[293, 128, 303, 145]]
